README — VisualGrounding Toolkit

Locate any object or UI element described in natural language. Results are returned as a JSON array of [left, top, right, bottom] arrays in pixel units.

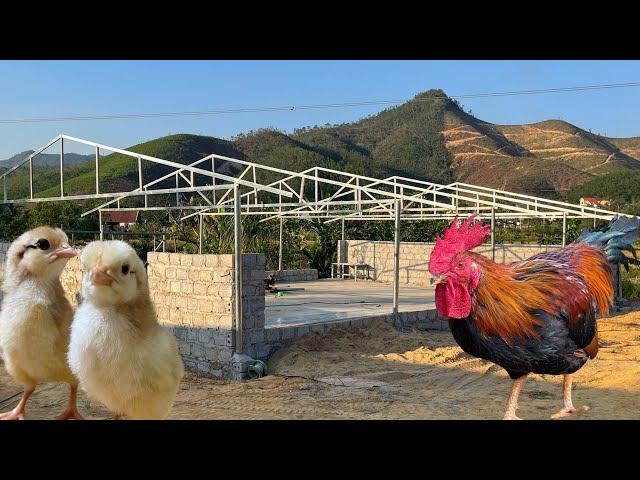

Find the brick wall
[[0, 242, 8, 304], [344, 240, 563, 286], [265, 269, 318, 282], [60, 256, 83, 308], [146, 252, 267, 378]]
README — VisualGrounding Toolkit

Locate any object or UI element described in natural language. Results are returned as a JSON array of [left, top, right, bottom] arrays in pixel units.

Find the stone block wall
[[146, 252, 267, 378], [344, 240, 563, 286], [60, 256, 83, 308], [0, 242, 8, 304], [265, 269, 318, 282], [240, 254, 268, 360]]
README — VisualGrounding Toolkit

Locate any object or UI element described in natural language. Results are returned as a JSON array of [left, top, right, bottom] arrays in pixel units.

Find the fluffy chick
[[0, 226, 82, 420], [68, 240, 184, 420]]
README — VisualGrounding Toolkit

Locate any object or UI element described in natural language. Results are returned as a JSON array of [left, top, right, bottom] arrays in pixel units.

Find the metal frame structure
[[0, 134, 631, 353]]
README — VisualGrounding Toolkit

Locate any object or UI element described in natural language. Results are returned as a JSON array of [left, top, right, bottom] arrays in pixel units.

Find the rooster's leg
[[0, 384, 36, 420], [58, 383, 84, 420], [551, 375, 590, 418], [503, 375, 528, 420]]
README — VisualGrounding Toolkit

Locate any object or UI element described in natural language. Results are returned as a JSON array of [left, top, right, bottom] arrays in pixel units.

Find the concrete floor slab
[[265, 278, 435, 326]]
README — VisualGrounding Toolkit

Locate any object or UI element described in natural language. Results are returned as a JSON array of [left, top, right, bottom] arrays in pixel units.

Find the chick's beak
[[430, 273, 448, 286], [49, 245, 77, 263], [90, 266, 116, 286]]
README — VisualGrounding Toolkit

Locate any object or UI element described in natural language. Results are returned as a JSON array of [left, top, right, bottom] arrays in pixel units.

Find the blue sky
[[0, 60, 639, 158]]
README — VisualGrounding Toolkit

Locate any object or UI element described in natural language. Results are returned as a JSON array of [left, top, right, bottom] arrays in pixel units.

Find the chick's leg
[[0, 384, 36, 420], [551, 375, 589, 419], [58, 383, 84, 420], [503, 375, 527, 420]]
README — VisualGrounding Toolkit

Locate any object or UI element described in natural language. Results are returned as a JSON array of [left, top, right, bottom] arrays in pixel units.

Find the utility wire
[[1, 82, 639, 125]]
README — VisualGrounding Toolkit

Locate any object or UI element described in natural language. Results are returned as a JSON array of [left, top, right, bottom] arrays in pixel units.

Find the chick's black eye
[[36, 239, 50, 250], [121, 265, 129, 275], [27, 239, 50, 250]]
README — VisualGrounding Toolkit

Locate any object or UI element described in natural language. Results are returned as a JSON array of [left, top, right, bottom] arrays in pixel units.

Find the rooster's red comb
[[428, 214, 491, 273]]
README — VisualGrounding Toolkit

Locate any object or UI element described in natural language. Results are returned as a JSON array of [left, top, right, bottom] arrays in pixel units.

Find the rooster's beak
[[430, 273, 447, 286], [49, 245, 77, 263], [90, 266, 117, 286]]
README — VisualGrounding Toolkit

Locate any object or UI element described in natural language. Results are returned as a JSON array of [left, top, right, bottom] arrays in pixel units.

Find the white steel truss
[[0, 134, 628, 224]]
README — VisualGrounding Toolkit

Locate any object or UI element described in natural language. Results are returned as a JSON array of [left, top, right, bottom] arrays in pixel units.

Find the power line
[[1, 82, 639, 126]]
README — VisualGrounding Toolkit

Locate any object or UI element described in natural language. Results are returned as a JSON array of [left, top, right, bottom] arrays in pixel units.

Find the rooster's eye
[[121, 265, 130, 275], [456, 262, 464, 269]]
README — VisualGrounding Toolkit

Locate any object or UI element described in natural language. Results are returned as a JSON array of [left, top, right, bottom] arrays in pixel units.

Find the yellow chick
[[0, 226, 82, 420], [68, 240, 184, 419]]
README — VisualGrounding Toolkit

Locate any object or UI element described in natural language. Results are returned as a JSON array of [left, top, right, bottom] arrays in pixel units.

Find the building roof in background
[[106, 211, 139, 224]]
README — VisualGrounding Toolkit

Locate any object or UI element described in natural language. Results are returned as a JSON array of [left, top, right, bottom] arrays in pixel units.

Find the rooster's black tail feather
[[575, 215, 639, 270]]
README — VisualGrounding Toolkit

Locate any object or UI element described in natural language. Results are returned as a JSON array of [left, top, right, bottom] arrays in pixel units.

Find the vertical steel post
[[3, 177, 6, 201], [393, 199, 401, 315], [162, 233, 166, 252], [199, 214, 203, 254], [491, 207, 496, 261], [175, 174, 179, 206], [341, 218, 345, 241], [278, 216, 283, 271], [233, 184, 243, 355], [29, 157, 33, 199], [95, 147, 100, 194], [562, 212, 567, 247], [211, 157, 216, 204], [137, 156, 144, 206], [252, 166, 258, 205], [60, 137, 64, 197], [99, 210, 104, 240]]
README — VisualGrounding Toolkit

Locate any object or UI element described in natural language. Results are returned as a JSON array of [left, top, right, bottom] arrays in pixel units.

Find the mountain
[[3, 89, 640, 201], [0, 150, 94, 169]]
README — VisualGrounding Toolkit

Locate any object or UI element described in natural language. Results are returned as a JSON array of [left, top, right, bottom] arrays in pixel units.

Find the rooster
[[428, 214, 639, 419]]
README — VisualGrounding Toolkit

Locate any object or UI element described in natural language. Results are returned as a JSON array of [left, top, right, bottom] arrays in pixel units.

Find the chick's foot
[[0, 408, 26, 420], [550, 405, 589, 419], [58, 406, 84, 420]]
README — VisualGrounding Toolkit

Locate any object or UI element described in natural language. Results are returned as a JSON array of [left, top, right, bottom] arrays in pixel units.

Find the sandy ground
[[1, 307, 640, 420]]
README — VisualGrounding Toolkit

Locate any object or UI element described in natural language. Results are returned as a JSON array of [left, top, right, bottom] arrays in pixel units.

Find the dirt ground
[[2, 307, 640, 420]]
